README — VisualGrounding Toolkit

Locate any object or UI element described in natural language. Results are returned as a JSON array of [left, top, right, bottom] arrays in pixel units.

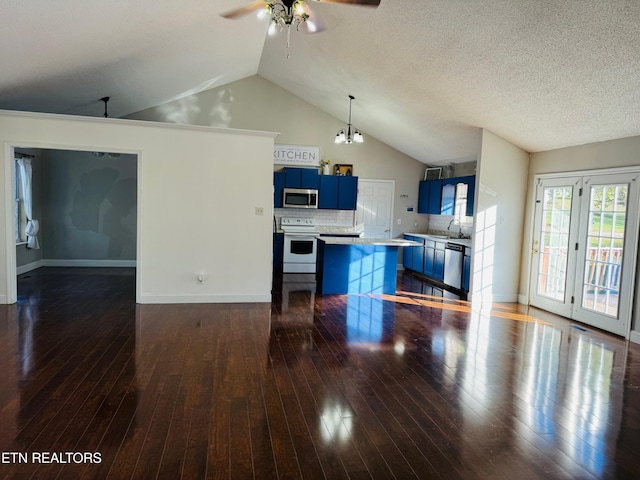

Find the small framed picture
[[333, 164, 353, 176]]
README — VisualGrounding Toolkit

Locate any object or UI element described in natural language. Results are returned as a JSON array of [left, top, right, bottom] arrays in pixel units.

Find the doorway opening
[[12, 146, 138, 303]]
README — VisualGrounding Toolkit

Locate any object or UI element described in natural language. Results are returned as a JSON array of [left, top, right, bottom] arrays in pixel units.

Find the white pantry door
[[356, 180, 394, 239]]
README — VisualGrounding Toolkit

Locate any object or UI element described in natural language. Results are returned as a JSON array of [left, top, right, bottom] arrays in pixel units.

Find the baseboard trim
[[42, 259, 136, 268], [517, 294, 529, 305], [629, 330, 640, 345], [17, 260, 45, 275], [137, 293, 272, 304]]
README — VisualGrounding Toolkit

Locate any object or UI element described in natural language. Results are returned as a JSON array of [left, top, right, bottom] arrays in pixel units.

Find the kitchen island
[[316, 237, 421, 295]]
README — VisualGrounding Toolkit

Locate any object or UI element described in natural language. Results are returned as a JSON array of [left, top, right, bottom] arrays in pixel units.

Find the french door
[[530, 171, 640, 336]]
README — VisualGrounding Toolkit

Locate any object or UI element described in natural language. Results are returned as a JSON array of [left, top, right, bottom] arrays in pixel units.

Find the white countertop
[[318, 237, 421, 247], [316, 224, 365, 235], [404, 233, 472, 248]]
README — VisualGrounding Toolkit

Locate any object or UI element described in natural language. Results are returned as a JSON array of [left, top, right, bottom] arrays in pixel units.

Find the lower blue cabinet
[[273, 232, 284, 272]]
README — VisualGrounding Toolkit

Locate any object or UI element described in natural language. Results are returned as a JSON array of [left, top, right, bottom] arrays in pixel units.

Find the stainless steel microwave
[[283, 188, 318, 208]]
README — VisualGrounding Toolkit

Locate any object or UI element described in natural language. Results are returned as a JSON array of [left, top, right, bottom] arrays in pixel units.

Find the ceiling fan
[[221, 0, 380, 40]]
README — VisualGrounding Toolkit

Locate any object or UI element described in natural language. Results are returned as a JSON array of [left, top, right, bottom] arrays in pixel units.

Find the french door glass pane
[[537, 186, 572, 300], [582, 184, 626, 317]]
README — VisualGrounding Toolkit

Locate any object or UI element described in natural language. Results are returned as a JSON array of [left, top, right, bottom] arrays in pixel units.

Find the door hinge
[[571, 296, 575, 304], [578, 187, 583, 196], [575, 243, 579, 250]]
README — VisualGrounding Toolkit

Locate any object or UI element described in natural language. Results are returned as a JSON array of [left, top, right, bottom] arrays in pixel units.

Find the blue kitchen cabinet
[[283, 167, 319, 189], [402, 240, 413, 270], [440, 180, 456, 216], [284, 167, 301, 187], [418, 179, 443, 214], [273, 232, 284, 272], [403, 234, 425, 272], [411, 236, 425, 272], [319, 175, 339, 209], [273, 171, 285, 207], [337, 175, 358, 210], [301, 168, 320, 189], [462, 252, 471, 292], [459, 175, 476, 217], [420, 175, 475, 217], [434, 241, 446, 281], [423, 240, 435, 276]]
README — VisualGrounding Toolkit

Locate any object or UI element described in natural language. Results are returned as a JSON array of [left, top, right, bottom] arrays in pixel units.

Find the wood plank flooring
[[1, 267, 640, 479]]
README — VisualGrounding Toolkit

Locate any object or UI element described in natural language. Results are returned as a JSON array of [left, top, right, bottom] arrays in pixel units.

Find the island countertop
[[318, 237, 421, 247]]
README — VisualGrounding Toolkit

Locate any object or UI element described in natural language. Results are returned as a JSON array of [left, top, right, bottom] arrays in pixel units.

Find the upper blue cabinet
[[284, 167, 320, 189], [274, 167, 358, 210], [419, 175, 475, 217], [274, 171, 285, 208], [417, 179, 443, 214]]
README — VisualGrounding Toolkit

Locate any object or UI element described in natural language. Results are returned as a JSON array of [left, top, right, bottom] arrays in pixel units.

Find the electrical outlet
[[255, 207, 264, 216], [397, 218, 401, 225]]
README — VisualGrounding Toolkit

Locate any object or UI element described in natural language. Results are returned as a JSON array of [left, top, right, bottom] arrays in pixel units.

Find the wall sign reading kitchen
[[274, 144, 320, 167]]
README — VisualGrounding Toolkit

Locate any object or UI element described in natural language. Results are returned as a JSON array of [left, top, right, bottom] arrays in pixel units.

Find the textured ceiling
[[2, 1, 640, 165]]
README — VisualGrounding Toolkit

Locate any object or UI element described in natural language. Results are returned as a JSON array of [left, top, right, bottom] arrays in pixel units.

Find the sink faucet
[[447, 219, 463, 238]]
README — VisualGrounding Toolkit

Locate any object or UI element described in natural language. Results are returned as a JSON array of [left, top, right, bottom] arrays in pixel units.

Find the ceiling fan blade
[[311, 0, 380, 6], [220, 0, 267, 19]]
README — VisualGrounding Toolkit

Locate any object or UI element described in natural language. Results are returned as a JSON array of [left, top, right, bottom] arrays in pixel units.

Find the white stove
[[281, 218, 320, 273]]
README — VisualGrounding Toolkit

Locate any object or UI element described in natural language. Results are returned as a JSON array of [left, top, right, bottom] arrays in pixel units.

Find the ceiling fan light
[[293, 1, 305, 15], [268, 20, 278, 35]]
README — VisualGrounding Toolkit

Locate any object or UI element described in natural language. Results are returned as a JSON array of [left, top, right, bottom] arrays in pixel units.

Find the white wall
[[526, 135, 640, 341], [0, 110, 276, 304], [128, 75, 435, 237], [473, 130, 529, 304]]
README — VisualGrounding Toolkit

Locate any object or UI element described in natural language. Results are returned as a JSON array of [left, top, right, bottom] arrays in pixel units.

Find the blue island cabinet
[[316, 239, 403, 295]]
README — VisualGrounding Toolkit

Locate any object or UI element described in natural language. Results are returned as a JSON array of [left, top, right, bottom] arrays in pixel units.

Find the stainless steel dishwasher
[[444, 242, 464, 289]]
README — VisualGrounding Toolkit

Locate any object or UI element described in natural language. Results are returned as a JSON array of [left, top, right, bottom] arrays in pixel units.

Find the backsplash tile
[[428, 214, 473, 238]]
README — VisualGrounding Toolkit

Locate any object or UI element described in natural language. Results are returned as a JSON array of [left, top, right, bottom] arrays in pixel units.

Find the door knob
[[532, 248, 539, 254], [385, 229, 390, 232]]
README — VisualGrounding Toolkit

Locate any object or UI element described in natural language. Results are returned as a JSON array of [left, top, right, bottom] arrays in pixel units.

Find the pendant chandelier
[[335, 95, 363, 144]]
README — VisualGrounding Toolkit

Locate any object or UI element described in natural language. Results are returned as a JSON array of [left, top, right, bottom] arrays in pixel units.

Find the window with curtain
[[15, 160, 26, 244], [15, 157, 39, 249]]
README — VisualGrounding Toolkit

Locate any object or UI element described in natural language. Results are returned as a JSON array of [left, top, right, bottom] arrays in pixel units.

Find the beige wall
[[474, 130, 529, 304], [0, 110, 276, 304], [128, 75, 433, 237]]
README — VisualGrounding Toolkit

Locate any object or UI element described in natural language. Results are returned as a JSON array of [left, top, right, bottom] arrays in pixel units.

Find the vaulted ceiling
[[3, 1, 640, 165]]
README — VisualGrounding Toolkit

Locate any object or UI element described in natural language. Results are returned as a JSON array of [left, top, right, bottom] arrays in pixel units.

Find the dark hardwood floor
[[1, 267, 640, 479]]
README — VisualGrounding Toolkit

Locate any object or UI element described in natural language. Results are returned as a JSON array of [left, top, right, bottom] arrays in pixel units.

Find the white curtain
[[16, 158, 40, 249]]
